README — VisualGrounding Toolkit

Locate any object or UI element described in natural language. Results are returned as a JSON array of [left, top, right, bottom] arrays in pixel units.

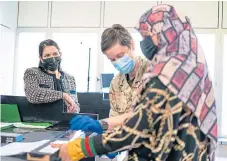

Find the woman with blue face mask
[[98, 24, 149, 160], [101, 24, 149, 118]]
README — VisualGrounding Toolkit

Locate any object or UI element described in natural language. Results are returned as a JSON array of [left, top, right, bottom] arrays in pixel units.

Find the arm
[[68, 76, 80, 112], [109, 81, 120, 117], [102, 112, 134, 130], [66, 77, 183, 160], [24, 68, 63, 104]]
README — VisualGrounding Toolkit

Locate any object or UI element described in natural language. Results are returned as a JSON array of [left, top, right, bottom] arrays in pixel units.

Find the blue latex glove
[[70, 115, 103, 134], [99, 152, 119, 159], [71, 116, 119, 159], [106, 152, 119, 159]]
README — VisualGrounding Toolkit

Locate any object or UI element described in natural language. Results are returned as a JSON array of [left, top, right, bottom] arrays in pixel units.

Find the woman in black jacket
[[24, 39, 80, 113]]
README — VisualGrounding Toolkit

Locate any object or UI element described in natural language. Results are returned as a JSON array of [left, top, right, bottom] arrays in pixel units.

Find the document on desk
[[0, 140, 50, 156], [0, 131, 84, 156], [38, 131, 84, 154], [39, 140, 68, 154], [0, 122, 13, 130], [69, 130, 84, 141], [13, 122, 52, 129]]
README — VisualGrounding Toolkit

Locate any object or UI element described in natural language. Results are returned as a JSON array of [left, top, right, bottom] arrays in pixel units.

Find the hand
[[70, 116, 103, 134], [63, 93, 78, 113], [51, 143, 72, 161], [51, 139, 85, 161], [66, 102, 78, 113]]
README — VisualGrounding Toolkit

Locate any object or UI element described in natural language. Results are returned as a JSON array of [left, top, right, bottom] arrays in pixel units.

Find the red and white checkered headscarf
[[135, 4, 217, 156]]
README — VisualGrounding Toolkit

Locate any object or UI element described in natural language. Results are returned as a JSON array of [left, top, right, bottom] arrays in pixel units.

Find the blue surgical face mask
[[140, 36, 158, 60], [112, 55, 135, 74]]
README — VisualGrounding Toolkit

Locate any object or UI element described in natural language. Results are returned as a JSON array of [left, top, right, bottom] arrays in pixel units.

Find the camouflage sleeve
[[109, 81, 119, 117]]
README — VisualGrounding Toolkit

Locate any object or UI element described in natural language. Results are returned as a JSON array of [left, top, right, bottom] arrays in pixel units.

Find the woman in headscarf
[[52, 4, 217, 161]]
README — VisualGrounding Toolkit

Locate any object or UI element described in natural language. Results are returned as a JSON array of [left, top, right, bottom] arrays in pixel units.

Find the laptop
[[46, 113, 99, 131], [1, 95, 99, 131], [23, 99, 66, 123]]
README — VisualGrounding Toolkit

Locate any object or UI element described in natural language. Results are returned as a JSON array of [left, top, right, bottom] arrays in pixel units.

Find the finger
[[70, 120, 86, 130], [67, 106, 73, 113], [82, 124, 90, 132], [51, 143, 62, 148], [64, 157, 72, 161], [71, 109, 76, 113], [68, 107, 72, 113], [70, 123, 80, 130], [72, 105, 77, 113], [59, 150, 70, 161], [70, 117, 81, 126], [58, 151, 63, 160], [70, 117, 79, 125], [68, 100, 74, 107], [67, 107, 71, 113], [69, 116, 91, 130], [69, 115, 83, 124], [70, 107, 75, 113], [65, 101, 70, 107], [70, 104, 76, 111], [71, 105, 76, 111]]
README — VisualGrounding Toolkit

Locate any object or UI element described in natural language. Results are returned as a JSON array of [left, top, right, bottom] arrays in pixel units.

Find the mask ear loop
[[185, 16, 191, 24]]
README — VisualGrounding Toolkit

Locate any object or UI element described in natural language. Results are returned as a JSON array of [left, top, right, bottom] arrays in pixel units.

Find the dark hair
[[101, 24, 132, 53], [38, 39, 62, 71], [39, 39, 60, 57]]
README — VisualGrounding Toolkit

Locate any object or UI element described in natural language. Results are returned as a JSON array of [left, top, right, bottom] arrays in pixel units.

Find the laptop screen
[[46, 113, 99, 131]]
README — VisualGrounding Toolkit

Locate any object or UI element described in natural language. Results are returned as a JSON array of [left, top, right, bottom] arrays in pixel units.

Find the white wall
[[18, 2, 49, 27], [51, 2, 101, 27], [15, 1, 227, 89], [161, 1, 219, 28], [15, 1, 225, 82], [0, 1, 18, 30], [104, 1, 158, 27], [0, 2, 18, 95], [223, 1, 227, 28], [17, 1, 223, 29]]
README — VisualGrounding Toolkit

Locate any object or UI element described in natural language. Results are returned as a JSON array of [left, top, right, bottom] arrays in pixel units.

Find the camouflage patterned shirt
[[109, 56, 148, 117]]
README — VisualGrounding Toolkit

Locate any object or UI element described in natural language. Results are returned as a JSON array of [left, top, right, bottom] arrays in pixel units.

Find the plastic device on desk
[[0, 132, 23, 144]]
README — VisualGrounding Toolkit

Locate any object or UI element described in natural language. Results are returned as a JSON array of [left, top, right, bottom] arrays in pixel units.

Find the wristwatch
[[99, 120, 109, 131]]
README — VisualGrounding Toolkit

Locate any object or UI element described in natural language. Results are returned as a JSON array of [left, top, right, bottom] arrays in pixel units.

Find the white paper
[[0, 131, 84, 156], [69, 130, 84, 141], [0, 140, 50, 156], [13, 123, 47, 129], [0, 122, 13, 129], [39, 140, 68, 154], [38, 131, 84, 154]]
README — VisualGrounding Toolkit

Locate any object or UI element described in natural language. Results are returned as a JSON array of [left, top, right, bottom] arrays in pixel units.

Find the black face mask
[[41, 56, 61, 71], [140, 36, 158, 60]]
